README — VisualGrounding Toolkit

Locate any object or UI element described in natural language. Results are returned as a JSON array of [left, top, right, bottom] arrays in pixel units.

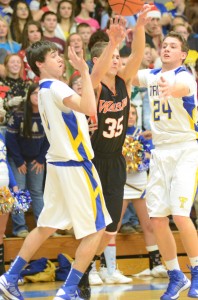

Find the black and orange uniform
[[91, 75, 130, 232]]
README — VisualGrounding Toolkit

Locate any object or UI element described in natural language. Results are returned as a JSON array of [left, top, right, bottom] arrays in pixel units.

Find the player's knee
[[150, 216, 169, 229], [173, 215, 191, 230]]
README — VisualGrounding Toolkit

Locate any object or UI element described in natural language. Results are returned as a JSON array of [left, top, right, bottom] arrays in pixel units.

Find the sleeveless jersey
[[91, 75, 130, 156], [138, 66, 198, 146]]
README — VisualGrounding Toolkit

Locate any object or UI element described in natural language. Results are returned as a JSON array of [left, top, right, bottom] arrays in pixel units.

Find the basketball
[[108, 0, 145, 16]]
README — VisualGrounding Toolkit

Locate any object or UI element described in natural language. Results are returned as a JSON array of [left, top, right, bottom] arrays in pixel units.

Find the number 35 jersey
[[138, 66, 198, 146], [91, 75, 130, 155]]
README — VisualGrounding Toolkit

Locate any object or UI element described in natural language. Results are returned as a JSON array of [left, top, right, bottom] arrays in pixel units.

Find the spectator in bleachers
[[69, 70, 82, 96], [6, 83, 49, 238], [18, 20, 43, 83], [0, 16, 21, 55], [55, 0, 77, 42], [0, 0, 13, 23], [166, 0, 186, 18], [144, 6, 162, 66], [171, 14, 188, 28], [185, 1, 198, 27], [1, 54, 29, 123], [77, 23, 92, 60], [9, 0, 33, 44], [41, 11, 66, 55], [94, 0, 109, 26], [172, 23, 198, 74], [64, 32, 85, 80], [86, 29, 109, 73], [75, 0, 100, 33]]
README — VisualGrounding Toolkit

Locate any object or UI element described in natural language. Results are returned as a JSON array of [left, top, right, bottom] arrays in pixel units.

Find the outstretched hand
[[106, 15, 127, 47], [68, 46, 88, 74], [158, 76, 172, 103], [136, 4, 153, 27]]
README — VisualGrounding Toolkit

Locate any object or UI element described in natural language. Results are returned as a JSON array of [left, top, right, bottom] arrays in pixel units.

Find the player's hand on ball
[[106, 15, 127, 47]]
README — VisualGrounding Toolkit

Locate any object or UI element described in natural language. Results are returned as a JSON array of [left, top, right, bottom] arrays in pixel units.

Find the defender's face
[[108, 48, 120, 75], [160, 37, 187, 66]]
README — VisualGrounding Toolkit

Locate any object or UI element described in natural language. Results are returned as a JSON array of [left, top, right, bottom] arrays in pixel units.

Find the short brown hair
[[26, 40, 58, 77], [91, 41, 108, 61], [163, 31, 189, 53]]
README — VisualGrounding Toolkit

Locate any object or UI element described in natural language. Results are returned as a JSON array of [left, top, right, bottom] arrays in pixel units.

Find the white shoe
[[151, 265, 168, 278], [89, 269, 103, 285], [133, 268, 151, 277], [99, 267, 132, 284]]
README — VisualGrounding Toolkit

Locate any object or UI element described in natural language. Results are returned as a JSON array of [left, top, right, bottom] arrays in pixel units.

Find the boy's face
[[42, 15, 57, 33], [78, 27, 92, 45], [108, 48, 120, 76], [38, 50, 64, 79], [160, 37, 187, 66], [145, 18, 160, 35], [69, 34, 83, 54]]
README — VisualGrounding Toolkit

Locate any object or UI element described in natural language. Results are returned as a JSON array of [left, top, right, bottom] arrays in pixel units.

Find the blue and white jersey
[[39, 79, 94, 162], [138, 66, 198, 146]]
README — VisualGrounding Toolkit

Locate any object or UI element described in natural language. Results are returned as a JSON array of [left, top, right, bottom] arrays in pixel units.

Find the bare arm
[[158, 76, 191, 99], [91, 16, 127, 89], [118, 4, 152, 87], [132, 74, 140, 87], [63, 47, 96, 116]]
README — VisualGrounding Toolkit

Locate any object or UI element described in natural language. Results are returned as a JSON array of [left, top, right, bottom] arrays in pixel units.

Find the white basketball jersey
[[39, 79, 94, 162], [138, 66, 198, 146]]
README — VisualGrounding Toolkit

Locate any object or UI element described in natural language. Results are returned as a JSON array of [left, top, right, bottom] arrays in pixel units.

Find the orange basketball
[[108, 0, 145, 16]]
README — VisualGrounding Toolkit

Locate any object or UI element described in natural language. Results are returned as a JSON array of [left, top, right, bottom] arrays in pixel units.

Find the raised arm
[[91, 16, 127, 89], [118, 4, 152, 87], [63, 46, 96, 116]]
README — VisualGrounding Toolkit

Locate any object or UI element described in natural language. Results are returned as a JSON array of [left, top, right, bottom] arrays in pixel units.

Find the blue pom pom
[[11, 189, 32, 214]]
